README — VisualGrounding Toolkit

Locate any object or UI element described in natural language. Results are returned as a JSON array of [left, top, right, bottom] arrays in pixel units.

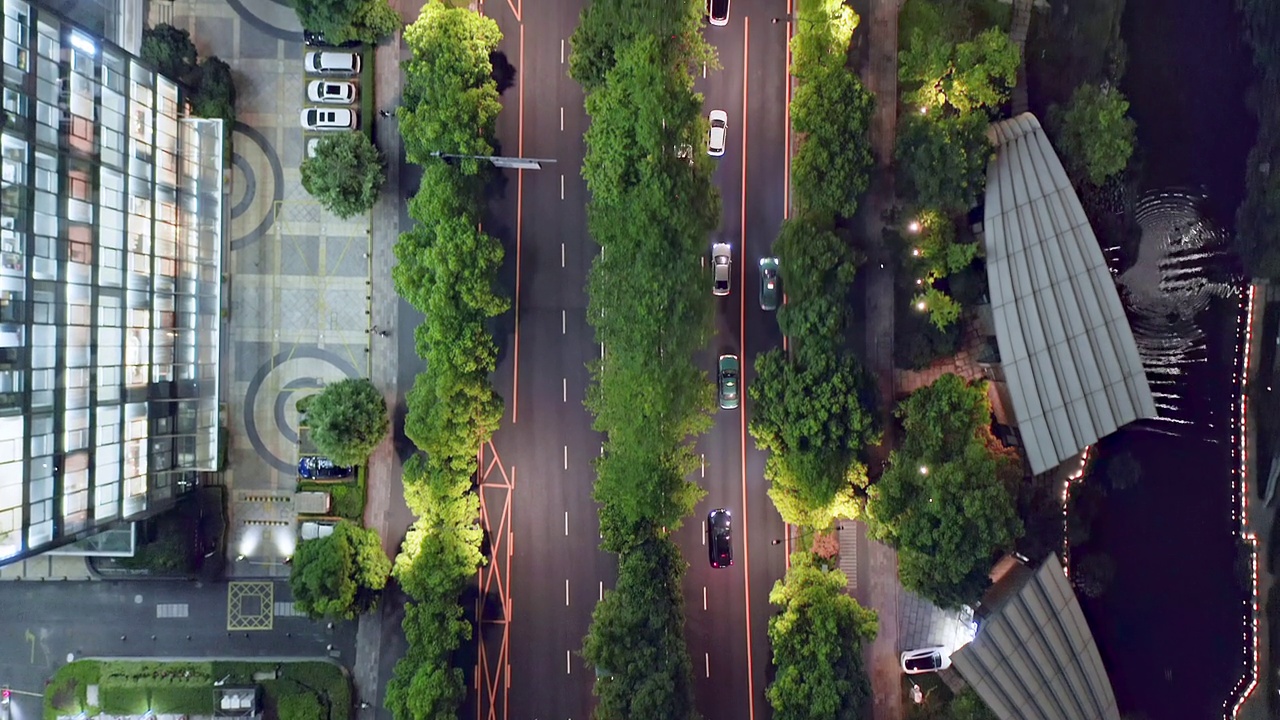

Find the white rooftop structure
[[983, 113, 1156, 475]]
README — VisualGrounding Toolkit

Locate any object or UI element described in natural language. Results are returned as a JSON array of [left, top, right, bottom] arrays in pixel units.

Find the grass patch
[[360, 46, 375, 139], [44, 661, 348, 720], [44, 660, 100, 717]]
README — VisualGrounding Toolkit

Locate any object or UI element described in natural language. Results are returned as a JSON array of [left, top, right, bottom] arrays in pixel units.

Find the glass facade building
[[0, 0, 223, 564]]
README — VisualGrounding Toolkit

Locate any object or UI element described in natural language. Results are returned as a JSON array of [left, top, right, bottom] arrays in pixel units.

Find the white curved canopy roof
[[983, 113, 1156, 475]]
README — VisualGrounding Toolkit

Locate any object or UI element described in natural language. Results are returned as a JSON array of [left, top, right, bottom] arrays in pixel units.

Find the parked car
[[305, 50, 361, 74], [300, 107, 356, 131], [707, 109, 727, 156], [298, 455, 355, 480], [707, 0, 730, 26], [759, 256, 779, 310], [707, 508, 733, 568], [303, 30, 361, 48], [307, 80, 357, 104], [900, 647, 952, 675], [712, 242, 731, 296], [718, 354, 739, 410]]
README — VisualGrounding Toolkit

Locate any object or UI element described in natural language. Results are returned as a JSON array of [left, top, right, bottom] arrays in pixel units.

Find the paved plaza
[[154, 0, 375, 578]]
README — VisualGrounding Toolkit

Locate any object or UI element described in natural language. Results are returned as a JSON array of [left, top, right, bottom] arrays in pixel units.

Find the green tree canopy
[[895, 110, 993, 214], [749, 348, 878, 530], [384, 597, 471, 720], [790, 64, 877, 217], [569, 0, 710, 93], [307, 377, 389, 466], [400, 1, 503, 165], [289, 521, 391, 620], [294, 0, 400, 44], [582, 537, 698, 720], [301, 132, 387, 219], [767, 552, 878, 720], [866, 374, 1023, 608], [140, 24, 198, 84], [899, 27, 1019, 114], [1048, 83, 1136, 186], [189, 56, 237, 145]]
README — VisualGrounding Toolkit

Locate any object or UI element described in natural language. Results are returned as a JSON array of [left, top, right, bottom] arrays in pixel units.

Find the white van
[[305, 50, 360, 75]]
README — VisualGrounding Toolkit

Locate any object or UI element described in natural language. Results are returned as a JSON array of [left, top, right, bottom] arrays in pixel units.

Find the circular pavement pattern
[[274, 376, 324, 445], [243, 348, 361, 473], [229, 154, 256, 220], [229, 121, 285, 251], [225, 0, 302, 41]]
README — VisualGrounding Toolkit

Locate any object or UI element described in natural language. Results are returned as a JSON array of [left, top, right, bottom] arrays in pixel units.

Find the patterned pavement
[[152, 0, 375, 579]]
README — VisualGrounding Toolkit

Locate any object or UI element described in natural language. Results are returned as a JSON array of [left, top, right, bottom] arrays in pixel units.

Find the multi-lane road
[[479, 1, 796, 718]]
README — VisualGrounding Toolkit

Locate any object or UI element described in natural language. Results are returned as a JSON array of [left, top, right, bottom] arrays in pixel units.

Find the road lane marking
[[564, 445, 568, 470], [509, 531, 513, 557], [599, 581, 603, 601], [565, 511, 569, 536], [560, 106, 564, 131], [565, 579, 570, 606], [511, 25, 527, 425], [705, 653, 710, 678], [563, 377, 568, 402], [739, 21, 757, 720], [701, 453, 705, 478], [560, 38, 565, 64], [567, 650, 572, 674], [701, 520, 706, 545], [703, 586, 707, 610], [703, 62, 707, 79], [560, 173, 565, 200], [562, 309, 566, 334], [561, 242, 565, 267]]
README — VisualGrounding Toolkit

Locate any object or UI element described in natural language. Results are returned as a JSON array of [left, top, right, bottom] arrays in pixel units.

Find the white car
[[712, 242, 731, 296], [300, 107, 356, 131], [708, 110, 727, 157], [307, 80, 356, 104], [707, 0, 729, 26], [900, 647, 951, 675], [305, 50, 360, 74]]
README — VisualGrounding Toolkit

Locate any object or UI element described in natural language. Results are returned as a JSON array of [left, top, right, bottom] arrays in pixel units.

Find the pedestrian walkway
[[151, 0, 377, 581]]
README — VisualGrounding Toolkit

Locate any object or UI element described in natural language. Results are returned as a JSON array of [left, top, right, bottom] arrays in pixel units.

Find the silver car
[[712, 242, 731, 296]]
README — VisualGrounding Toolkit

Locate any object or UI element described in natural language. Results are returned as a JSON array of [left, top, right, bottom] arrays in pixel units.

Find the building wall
[[0, 0, 223, 564]]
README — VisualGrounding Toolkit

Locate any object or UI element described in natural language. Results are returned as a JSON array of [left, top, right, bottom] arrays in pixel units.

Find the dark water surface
[[1076, 0, 1258, 717]]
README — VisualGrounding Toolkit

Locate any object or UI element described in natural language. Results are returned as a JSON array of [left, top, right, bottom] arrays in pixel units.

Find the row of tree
[[1236, 0, 1280, 279], [752, 3, 881, 718], [570, 0, 718, 716], [382, 4, 507, 719]]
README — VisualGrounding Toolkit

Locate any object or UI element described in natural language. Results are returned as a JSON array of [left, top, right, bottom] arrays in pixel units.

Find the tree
[[400, 2, 503, 165], [749, 348, 878, 529], [767, 552, 878, 720], [301, 132, 386, 218], [950, 688, 998, 720], [773, 214, 860, 348], [899, 27, 1019, 114], [1048, 83, 1136, 186], [307, 377, 389, 466], [140, 24, 198, 84], [289, 521, 391, 620], [1071, 552, 1116, 598], [294, 0, 400, 44], [1106, 451, 1141, 491], [189, 56, 237, 145], [895, 110, 993, 214], [790, 65, 877, 217], [568, 0, 710, 93], [277, 694, 323, 720], [866, 374, 1024, 608]]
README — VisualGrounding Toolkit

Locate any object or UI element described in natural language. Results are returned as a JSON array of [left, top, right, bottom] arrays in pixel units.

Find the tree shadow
[[491, 51, 517, 94]]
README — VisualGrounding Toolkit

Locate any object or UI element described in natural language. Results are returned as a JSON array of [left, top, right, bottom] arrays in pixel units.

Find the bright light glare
[[69, 31, 96, 55], [907, 221, 921, 234], [916, 302, 926, 311], [918, 466, 928, 475]]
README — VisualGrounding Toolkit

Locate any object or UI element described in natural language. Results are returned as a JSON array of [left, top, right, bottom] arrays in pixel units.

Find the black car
[[708, 509, 733, 568], [302, 30, 361, 48], [298, 455, 355, 480]]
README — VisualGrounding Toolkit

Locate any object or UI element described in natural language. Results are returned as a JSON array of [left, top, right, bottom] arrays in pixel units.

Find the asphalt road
[[480, 0, 795, 718], [0, 580, 356, 718]]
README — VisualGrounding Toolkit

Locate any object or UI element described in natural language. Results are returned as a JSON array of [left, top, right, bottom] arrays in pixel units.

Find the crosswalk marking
[[156, 603, 189, 618], [274, 601, 304, 617]]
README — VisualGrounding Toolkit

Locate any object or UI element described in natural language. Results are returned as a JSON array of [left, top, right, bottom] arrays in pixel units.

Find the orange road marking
[[739, 19, 757, 720]]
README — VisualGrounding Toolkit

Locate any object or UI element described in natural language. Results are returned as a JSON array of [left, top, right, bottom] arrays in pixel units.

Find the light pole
[[429, 150, 557, 170]]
